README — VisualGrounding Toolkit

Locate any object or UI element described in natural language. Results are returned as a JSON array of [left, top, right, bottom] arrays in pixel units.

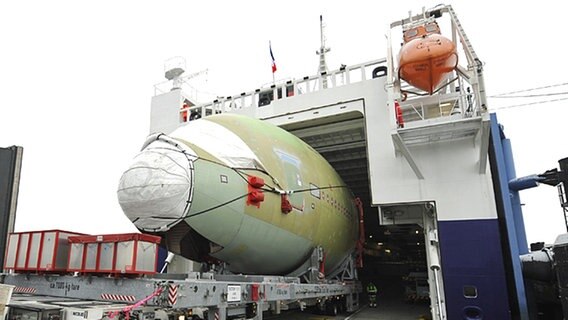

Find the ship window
[[425, 23, 439, 33], [258, 90, 273, 107], [405, 29, 418, 38], [286, 84, 294, 97], [463, 285, 478, 298]]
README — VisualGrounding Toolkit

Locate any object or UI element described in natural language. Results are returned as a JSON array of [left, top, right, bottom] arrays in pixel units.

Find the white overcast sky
[[1, 1, 567, 245]]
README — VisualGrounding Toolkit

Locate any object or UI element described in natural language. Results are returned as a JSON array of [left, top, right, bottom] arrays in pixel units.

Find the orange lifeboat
[[398, 21, 457, 94]]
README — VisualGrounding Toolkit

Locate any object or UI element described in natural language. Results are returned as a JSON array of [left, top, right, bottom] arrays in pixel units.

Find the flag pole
[[270, 41, 277, 85]]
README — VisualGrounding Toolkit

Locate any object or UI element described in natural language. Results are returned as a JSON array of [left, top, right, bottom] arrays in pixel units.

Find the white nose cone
[[117, 139, 195, 232]]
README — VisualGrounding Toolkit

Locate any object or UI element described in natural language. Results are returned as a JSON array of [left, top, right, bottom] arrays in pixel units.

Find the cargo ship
[[2, 4, 566, 320]]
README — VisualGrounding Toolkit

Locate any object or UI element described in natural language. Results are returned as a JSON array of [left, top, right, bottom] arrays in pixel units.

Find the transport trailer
[[1, 228, 361, 320], [1, 271, 360, 320], [5, 295, 135, 320], [0, 227, 360, 320]]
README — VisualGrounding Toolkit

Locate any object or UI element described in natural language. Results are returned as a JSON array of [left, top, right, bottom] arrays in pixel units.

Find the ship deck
[[266, 290, 431, 320]]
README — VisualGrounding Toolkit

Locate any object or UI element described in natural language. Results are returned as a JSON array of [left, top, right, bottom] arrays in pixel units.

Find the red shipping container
[[67, 233, 161, 275], [3, 230, 86, 272]]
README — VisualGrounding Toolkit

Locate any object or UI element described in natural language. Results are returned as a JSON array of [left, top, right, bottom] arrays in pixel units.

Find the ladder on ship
[[539, 158, 568, 232], [558, 179, 568, 232], [445, 5, 488, 114], [445, 5, 479, 67]]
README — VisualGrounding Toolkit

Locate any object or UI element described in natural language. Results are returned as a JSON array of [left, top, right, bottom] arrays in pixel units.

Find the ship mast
[[316, 15, 331, 88]]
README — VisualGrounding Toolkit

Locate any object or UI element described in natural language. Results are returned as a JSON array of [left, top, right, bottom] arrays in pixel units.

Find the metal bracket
[[391, 131, 425, 179]]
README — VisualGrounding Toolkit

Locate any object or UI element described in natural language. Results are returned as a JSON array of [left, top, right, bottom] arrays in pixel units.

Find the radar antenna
[[316, 15, 331, 89]]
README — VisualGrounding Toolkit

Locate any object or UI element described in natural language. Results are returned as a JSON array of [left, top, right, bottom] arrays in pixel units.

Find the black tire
[[313, 304, 325, 315], [339, 301, 345, 314], [326, 303, 338, 316]]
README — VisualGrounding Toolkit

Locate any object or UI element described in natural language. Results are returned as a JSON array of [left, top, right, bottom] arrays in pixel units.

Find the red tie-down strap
[[247, 176, 265, 208], [319, 251, 326, 276], [281, 195, 292, 214], [355, 197, 365, 268], [108, 287, 163, 320], [395, 100, 404, 128]]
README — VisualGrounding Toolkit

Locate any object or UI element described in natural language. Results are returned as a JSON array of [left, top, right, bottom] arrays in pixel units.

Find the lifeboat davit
[[398, 21, 457, 94]]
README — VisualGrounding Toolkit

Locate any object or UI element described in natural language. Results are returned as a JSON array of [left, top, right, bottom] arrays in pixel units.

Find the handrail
[[399, 90, 482, 125], [178, 59, 387, 122], [432, 268, 446, 320]]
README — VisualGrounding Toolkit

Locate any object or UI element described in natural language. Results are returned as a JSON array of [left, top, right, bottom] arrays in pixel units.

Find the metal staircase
[[559, 183, 568, 232], [445, 5, 479, 67]]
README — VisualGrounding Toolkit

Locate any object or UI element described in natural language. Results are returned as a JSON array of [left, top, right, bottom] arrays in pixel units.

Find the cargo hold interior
[[284, 112, 430, 315]]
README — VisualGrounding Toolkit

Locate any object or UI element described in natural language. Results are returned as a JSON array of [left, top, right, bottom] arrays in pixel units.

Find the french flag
[[270, 41, 277, 73]]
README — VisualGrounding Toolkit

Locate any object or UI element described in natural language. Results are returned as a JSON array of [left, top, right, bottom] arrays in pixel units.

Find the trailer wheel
[[339, 301, 346, 313], [326, 302, 339, 316], [315, 301, 326, 315]]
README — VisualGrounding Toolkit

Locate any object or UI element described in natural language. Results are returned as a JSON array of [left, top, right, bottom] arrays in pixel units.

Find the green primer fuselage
[[173, 114, 358, 275]]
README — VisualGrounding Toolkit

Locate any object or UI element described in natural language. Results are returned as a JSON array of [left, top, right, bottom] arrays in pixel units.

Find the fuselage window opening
[[310, 183, 321, 199]]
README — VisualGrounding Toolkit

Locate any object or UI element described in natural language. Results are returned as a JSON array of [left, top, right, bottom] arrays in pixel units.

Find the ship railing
[[179, 59, 387, 121], [154, 79, 201, 98], [399, 90, 481, 126]]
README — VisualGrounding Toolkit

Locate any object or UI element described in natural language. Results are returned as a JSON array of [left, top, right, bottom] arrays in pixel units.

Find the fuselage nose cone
[[117, 140, 195, 232]]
